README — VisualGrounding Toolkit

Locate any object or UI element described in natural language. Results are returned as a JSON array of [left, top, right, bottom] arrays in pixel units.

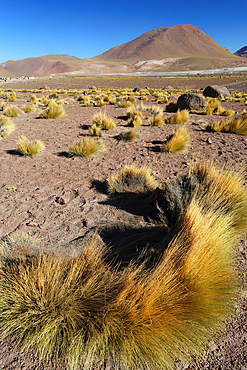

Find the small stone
[[26, 221, 38, 227]]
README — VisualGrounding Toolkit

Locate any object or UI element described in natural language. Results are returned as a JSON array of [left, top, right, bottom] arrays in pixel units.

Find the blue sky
[[1, 0, 246, 62]]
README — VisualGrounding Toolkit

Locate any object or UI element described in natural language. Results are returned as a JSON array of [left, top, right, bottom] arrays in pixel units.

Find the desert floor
[[0, 76, 246, 369]]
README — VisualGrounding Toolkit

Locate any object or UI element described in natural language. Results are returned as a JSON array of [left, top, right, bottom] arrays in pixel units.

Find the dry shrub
[[165, 109, 189, 124], [3, 105, 19, 117], [21, 104, 37, 113], [97, 98, 106, 107], [108, 164, 158, 194], [117, 101, 132, 108], [92, 112, 115, 130], [7, 92, 16, 102], [221, 109, 235, 116], [0, 162, 246, 369], [39, 96, 49, 105], [161, 125, 191, 153], [0, 102, 6, 110], [17, 135, 45, 156], [39, 100, 65, 119], [127, 106, 143, 127], [206, 113, 247, 135], [88, 124, 102, 137], [0, 115, 15, 139], [69, 137, 105, 158], [119, 129, 140, 142], [29, 94, 37, 103]]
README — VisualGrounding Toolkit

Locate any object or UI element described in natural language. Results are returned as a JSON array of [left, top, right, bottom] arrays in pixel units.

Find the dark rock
[[133, 88, 141, 92], [203, 85, 231, 98], [49, 93, 58, 99], [177, 93, 206, 111]]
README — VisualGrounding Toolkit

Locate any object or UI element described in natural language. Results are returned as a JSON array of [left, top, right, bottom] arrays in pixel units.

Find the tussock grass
[[206, 113, 247, 135], [148, 114, 164, 126], [206, 98, 221, 110], [108, 164, 158, 194], [119, 129, 140, 142], [161, 125, 191, 153], [88, 124, 102, 137], [0, 162, 246, 369], [97, 98, 106, 107], [16, 135, 45, 156], [92, 112, 115, 130], [221, 109, 235, 116], [3, 105, 19, 117], [165, 109, 189, 124], [68, 137, 105, 158], [126, 106, 144, 127], [39, 100, 65, 119], [7, 92, 16, 102], [39, 96, 49, 105], [117, 101, 132, 108], [0, 102, 6, 110], [29, 94, 37, 103], [21, 105, 37, 113], [0, 115, 15, 139]]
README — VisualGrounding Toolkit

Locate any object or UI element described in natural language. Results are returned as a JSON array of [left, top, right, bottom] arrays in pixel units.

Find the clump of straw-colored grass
[[206, 113, 247, 135], [39, 100, 65, 119], [68, 137, 105, 158], [0, 115, 15, 139], [161, 126, 191, 153], [16, 135, 45, 156], [119, 129, 140, 142], [3, 105, 19, 117], [88, 124, 102, 137], [92, 112, 115, 130], [165, 110, 189, 124]]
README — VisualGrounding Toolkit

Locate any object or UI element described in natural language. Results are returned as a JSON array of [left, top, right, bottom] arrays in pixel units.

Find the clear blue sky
[[1, 0, 246, 63]]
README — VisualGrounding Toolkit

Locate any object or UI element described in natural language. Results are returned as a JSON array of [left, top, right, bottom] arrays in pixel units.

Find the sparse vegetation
[[206, 113, 247, 135], [161, 125, 191, 153], [21, 104, 37, 113], [148, 114, 164, 126], [117, 101, 132, 108], [7, 92, 16, 102], [88, 124, 102, 137], [16, 135, 45, 156], [108, 164, 158, 194], [68, 137, 105, 157], [3, 105, 19, 117]]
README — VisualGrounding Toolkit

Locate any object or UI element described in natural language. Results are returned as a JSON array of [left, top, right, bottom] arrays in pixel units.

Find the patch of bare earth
[[0, 86, 246, 369]]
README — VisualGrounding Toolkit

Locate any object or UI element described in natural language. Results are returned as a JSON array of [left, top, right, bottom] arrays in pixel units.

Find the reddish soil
[[0, 82, 246, 369]]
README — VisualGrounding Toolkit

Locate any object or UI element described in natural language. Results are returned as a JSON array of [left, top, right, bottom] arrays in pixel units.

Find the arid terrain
[[0, 76, 246, 369]]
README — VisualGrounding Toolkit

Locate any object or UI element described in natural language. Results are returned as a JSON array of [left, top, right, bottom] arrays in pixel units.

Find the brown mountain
[[96, 24, 235, 62], [0, 55, 86, 77], [0, 66, 15, 78], [234, 46, 247, 58]]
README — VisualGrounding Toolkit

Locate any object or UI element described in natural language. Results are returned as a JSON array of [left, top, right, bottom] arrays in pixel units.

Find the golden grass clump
[[88, 124, 102, 137], [108, 164, 158, 194], [29, 94, 37, 103], [21, 104, 37, 113], [17, 135, 45, 156], [68, 137, 105, 158], [119, 129, 140, 142], [0, 115, 15, 139], [165, 109, 189, 124], [117, 101, 132, 108], [206, 113, 247, 135], [161, 125, 191, 153], [0, 162, 246, 369], [206, 98, 221, 110], [92, 112, 115, 130], [0, 102, 6, 110], [97, 98, 106, 107], [7, 92, 16, 102], [221, 109, 235, 116], [39, 100, 65, 119], [3, 105, 19, 117], [148, 114, 164, 126], [39, 96, 50, 105]]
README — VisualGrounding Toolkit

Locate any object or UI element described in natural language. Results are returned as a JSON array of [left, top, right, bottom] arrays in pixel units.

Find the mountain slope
[[234, 46, 247, 58], [96, 24, 235, 62]]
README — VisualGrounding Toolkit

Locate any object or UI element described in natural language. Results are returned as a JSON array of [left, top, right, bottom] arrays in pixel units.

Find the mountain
[[0, 66, 15, 78], [234, 46, 247, 58], [0, 55, 86, 77], [95, 24, 235, 62]]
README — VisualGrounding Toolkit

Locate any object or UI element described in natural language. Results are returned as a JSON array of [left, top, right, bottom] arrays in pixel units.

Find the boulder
[[177, 93, 206, 111], [203, 85, 231, 98], [40, 85, 50, 90], [133, 88, 141, 92]]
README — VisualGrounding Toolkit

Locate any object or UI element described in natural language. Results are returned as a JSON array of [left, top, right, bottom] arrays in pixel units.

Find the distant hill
[[0, 66, 15, 78], [95, 24, 235, 62], [234, 46, 247, 58], [61, 54, 79, 59], [0, 55, 86, 77]]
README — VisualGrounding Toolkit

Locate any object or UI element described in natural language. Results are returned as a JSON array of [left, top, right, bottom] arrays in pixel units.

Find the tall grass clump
[[92, 112, 115, 130], [206, 113, 247, 135], [88, 124, 102, 137], [148, 114, 164, 126], [0, 115, 15, 139], [3, 105, 19, 117], [165, 110, 189, 124], [29, 94, 37, 103], [7, 92, 16, 102], [161, 125, 191, 153], [117, 101, 132, 108], [108, 164, 158, 194], [39, 100, 65, 119], [68, 137, 105, 158], [16, 135, 45, 156], [21, 104, 37, 113]]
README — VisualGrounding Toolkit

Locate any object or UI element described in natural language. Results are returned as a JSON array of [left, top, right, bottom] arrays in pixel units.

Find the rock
[[177, 93, 206, 111], [168, 95, 178, 104], [49, 93, 58, 99], [133, 88, 141, 92], [26, 221, 38, 227], [203, 85, 231, 98], [40, 85, 50, 90]]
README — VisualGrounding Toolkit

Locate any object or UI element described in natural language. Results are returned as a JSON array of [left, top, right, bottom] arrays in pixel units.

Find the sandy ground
[[0, 82, 246, 369]]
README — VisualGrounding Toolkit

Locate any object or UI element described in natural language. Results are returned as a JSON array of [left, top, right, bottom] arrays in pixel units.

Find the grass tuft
[[16, 135, 45, 156], [92, 112, 115, 130], [3, 105, 19, 117], [206, 113, 247, 135], [165, 110, 189, 124], [88, 124, 102, 137], [68, 137, 105, 158], [108, 164, 158, 194], [119, 129, 140, 142], [161, 126, 191, 153], [21, 105, 37, 113], [39, 100, 65, 119], [0, 115, 15, 139], [148, 114, 164, 126]]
